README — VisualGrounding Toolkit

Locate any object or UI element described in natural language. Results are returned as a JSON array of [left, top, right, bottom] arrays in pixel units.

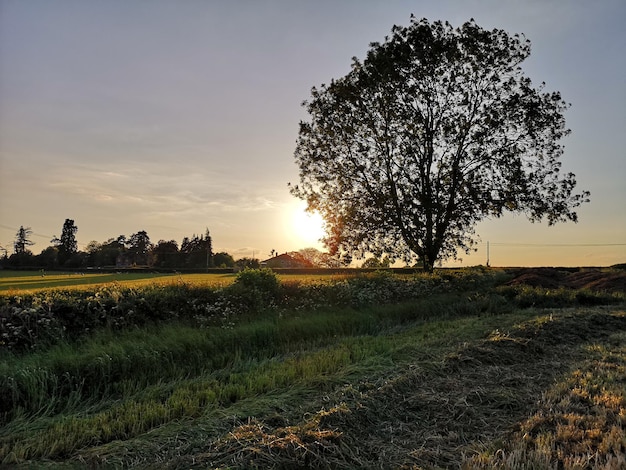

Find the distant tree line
[[1, 220, 237, 270], [1, 220, 344, 270]]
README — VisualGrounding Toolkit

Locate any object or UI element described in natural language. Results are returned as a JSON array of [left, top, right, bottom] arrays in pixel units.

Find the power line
[[0, 223, 53, 240], [0, 223, 91, 247], [488, 242, 626, 247]]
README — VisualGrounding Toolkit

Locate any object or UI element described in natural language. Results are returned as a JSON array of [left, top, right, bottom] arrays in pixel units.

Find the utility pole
[[486, 241, 490, 267]]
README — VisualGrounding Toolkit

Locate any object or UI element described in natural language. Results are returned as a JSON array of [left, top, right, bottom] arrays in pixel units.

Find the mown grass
[[194, 307, 626, 470], [0, 269, 624, 468], [0, 290, 521, 466], [466, 313, 626, 469]]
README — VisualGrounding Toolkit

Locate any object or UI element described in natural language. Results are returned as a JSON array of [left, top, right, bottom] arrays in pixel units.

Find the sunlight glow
[[292, 204, 326, 248]]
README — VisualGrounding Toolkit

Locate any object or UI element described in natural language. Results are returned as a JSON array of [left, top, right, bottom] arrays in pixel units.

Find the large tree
[[291, 17, 589, 271], [52, 219, 79, 265], [152, 239, 180, 268], [14, 226, 34, 254], [180, 229, 213, 268], [91, 236, 127, 267], [128, 230, 152, 266]]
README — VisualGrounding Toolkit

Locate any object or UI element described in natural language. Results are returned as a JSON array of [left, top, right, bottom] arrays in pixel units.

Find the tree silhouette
[[14, 226, 34, 254], [54, 219, 78, 265], [128, 230, 152, 266], [292, 18, 589, 271]]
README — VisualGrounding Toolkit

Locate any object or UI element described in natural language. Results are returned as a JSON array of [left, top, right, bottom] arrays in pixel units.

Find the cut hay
[[180, 308, 626, 469]]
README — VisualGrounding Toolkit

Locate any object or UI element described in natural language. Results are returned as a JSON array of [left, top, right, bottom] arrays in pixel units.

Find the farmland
[[0, 269, 355, 293], [1, 267, 625, 468], [0, 270, 237, 292]]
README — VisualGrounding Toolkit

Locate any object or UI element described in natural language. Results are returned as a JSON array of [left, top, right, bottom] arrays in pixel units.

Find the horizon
[[1, 1, 625, 267]]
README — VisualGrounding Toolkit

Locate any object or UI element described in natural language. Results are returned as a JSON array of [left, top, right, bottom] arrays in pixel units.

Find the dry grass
[[171, 307, 626, 469], [468, 329, 626, 469]]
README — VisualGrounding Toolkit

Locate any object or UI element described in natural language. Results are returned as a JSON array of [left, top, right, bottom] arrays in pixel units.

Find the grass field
[[1, 268, 624, 468], [0, 270, 353, 293], [0, 270, 237, 292]]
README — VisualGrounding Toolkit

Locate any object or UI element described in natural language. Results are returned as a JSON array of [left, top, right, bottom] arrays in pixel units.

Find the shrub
[[0, 284, 225, 353], [225, 269, 280, 313], [233, 268, 280, 293]]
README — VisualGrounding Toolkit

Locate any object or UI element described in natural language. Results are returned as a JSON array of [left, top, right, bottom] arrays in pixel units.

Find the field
[[0, 270, 238, 292], [0, 270, 354, 293], [1, 267, 625, 468]]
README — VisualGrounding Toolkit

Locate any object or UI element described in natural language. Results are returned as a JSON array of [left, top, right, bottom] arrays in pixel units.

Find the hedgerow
[[1, 268, 619, 353]]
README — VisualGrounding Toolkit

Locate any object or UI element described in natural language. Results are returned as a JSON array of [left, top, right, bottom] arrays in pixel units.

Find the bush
[[0, 284, 224, 353], [226, 268, 280, 313], [233, 268, 280, 294]]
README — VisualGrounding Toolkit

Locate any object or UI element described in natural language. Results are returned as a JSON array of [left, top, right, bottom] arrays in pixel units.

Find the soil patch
[[506, 268, 626, 293]]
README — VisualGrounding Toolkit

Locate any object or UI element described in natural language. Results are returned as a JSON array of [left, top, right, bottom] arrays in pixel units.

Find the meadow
[[0, 270, 237, 292], [0, 267, 624, 468], [0, 269, 354, 293]]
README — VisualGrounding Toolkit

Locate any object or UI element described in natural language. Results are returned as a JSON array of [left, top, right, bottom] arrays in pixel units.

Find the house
[[261, 253, 314, 269]]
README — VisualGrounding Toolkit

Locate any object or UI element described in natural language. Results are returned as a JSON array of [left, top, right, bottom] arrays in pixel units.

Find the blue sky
[[1, 0, 624, 266]]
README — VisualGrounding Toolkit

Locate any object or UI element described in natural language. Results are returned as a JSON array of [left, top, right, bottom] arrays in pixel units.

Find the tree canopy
[[54, 219, 78, 265], [291, 17, 589, 271], [14, 226, 34, 255], [2, 222, 234, 270]]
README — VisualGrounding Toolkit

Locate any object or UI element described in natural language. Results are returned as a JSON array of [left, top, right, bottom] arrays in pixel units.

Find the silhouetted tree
[[180, 229, 213, 268], [291, 17, 590, 272], [152, 240, 180, 268], [35, 246, 59, 269], [8, 226, 35, 267], [204, 228, 213, 268], [99, 237, 128, 267], [128, 231, 152, 266], [14, 226, 34, 254], [83, 241, 100, 267], [213, 252, 235, 268], [53, 219, 78, 266], [235, 257, 260, 269]]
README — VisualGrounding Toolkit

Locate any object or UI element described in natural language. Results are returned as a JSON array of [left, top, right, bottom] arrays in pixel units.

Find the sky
[[0, 0, 624, 267]]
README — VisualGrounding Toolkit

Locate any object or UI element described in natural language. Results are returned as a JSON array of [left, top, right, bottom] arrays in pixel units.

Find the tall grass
[[0, 291, 521, 464], [1, 291, 497, 422], [1, 268, 511, 352]]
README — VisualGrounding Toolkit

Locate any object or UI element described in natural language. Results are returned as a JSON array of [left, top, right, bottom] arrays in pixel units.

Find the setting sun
[[292, 203, 326, 248]]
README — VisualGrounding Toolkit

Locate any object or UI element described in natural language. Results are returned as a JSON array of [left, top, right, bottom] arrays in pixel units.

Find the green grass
[[0, 270, 624, 468], [0, 270, 238, 292], [0, 293, 521, 465], [0, 270, 356, 293], [0, 293, 490, 420]]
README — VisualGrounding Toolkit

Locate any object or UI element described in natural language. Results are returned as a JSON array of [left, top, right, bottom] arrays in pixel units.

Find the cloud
[[44, 162, 286, 218]]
